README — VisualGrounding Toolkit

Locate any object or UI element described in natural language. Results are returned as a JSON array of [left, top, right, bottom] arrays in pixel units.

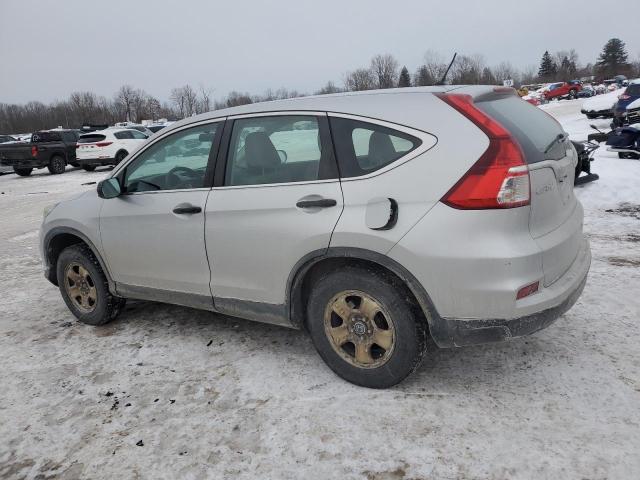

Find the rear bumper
[[429, 236, 591, 347], [77, 157, 116, 166], [0, 159, 46, 168]]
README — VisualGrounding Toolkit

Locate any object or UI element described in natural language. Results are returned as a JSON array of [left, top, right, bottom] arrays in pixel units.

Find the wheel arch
[[287, 247, 441, 334], [43, 227, 115, 292]]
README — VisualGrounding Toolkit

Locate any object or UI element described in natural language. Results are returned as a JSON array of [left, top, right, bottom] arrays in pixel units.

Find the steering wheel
[[166, 166, 199, 189]]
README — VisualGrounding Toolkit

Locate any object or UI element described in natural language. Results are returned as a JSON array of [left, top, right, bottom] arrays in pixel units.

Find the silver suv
[[40, 86, 590, 388]]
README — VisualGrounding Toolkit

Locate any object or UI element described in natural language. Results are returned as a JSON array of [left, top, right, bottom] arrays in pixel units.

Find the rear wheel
[[13, 167, 32, 176], [82, 165, 96, 171], [47, 155, 66, 174], [56, 244, 126, 326], [569, 89, 577, 99], [307, 267, 427, 388], [115, 150, 128, 164]]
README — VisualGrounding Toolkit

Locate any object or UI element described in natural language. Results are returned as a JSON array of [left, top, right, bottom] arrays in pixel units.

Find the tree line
[[1, 37, 637, 134]]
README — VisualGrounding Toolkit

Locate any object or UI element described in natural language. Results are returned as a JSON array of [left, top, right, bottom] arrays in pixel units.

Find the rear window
[[32, 131, 61, 142], [78, 134, 107, 144], [476, 96, 565, 163], [625, 84, 640, 96]]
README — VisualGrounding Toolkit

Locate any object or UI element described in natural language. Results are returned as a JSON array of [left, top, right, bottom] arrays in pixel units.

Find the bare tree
[[344, 68, 376, 91], [198, 85, 214, 114], [370, 54, 399, 89], [315, 81, 342, 95], [114, 85, 137, 122]]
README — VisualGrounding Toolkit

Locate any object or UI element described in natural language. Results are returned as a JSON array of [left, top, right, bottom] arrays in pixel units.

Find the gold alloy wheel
[[64, 263, 98, 313], [323, 290, 396, 369]]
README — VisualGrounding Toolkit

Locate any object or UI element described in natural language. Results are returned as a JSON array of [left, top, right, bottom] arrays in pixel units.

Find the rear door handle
[[296, 198, 337, 209], [173, 205, 202, 215]]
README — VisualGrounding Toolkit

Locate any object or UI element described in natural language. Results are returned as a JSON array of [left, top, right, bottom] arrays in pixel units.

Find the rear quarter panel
[[330, 93, 489, 254]]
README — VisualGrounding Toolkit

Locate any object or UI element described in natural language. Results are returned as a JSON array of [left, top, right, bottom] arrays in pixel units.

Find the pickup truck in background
[[0, 130, 80, 176], [544, 81, 583, 101]]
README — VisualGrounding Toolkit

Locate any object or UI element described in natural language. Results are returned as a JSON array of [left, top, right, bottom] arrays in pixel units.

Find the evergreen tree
[[538, 51, 557, 81], [596, 38, 630, 77], [398, 66, 411, 87]]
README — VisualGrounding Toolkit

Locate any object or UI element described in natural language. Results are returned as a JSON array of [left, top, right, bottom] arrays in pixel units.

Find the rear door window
[[224, 115, 336, 186], [329, 117, 421, 178]]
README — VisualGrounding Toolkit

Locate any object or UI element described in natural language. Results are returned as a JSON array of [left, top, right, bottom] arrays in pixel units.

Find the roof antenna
[[436, 52, 457, 86]]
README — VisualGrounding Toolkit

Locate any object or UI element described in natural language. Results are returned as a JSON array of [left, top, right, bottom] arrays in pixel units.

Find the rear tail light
[[76, 143, 80, 149], [95, 142, 113, 147], [517, 281, 539, 300], [436, 93, 530, 209], [31, 145, 38, 157]]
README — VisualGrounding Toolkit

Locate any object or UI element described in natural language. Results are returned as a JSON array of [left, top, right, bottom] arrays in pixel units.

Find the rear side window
[[78, 134, 107, 144], [329, 117, 421, 178], [129, 130, 148, 139], [114, 131, 133, 140], [476, 96, 565, 163]]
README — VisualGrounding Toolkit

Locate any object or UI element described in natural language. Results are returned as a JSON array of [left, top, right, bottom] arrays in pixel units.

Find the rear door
[[476, 94, 581, 286], [205, 113, 343, 312]]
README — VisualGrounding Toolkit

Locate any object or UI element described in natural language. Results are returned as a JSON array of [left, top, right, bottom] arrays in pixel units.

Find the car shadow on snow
[[99, 299, 565, 392]]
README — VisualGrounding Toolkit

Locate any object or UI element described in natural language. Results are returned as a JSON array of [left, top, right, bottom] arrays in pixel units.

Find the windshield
[[476, 96, 566, 163]]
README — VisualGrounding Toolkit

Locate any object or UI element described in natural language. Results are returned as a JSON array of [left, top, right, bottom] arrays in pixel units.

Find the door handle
[[173, 205, 202, 215], [296, 198, 337, 209]]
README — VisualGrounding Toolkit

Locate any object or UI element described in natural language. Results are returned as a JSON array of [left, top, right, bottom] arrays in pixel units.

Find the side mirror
[[97, 178, 122, 199]]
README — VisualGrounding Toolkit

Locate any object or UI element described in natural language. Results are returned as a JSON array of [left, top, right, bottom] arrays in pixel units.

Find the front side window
[[329, 117, 421, 178], [225, 115, 334, 186], [123, 123, 218, 192]]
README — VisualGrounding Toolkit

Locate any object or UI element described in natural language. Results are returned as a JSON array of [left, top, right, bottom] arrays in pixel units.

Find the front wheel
[[57, 244, 126, 326], [47, 155, 66, 174], [307, 267, 427, 388], [13, 167, 33, 176]]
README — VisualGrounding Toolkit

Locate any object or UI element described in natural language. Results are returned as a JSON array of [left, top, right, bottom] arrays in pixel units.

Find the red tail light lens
[[75, 143, 80, 149], [31, 145, 38, 157], [95, 142, 113, 147], [517, 281, 539, 300], [436, 93, 530, 209]]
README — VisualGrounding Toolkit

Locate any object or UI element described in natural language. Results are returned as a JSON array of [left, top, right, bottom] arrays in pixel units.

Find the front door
[[100, 120, 223, 307], [205, 113, 343, 316]]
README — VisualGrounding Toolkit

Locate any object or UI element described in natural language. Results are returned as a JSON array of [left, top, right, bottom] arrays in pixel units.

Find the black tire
[[82, 165, 96, 171], [306, 267, 427, 388], [47, 155, 66, 174], [13, 167, 33, 176], [115, 150, 128, 164], [56, 244, 126, 326], [569, 89, 577, 99]]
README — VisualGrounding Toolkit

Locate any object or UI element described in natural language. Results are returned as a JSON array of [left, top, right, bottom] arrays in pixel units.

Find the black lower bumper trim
[[429, 274, 588, 348]]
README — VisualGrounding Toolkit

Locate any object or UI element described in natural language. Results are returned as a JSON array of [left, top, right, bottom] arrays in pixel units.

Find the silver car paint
[[41, 86, 589, 330]]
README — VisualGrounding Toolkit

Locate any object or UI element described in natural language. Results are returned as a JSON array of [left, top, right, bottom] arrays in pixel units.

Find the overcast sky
[[1, 0, 638, 104]]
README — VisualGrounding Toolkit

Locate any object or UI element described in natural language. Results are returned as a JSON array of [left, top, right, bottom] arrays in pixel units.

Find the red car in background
[[544, 81, 583, 100]]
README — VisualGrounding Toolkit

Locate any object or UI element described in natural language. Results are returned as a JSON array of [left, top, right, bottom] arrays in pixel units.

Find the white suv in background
[[40, 87, 590, 388], [76, 128, 148, 171]]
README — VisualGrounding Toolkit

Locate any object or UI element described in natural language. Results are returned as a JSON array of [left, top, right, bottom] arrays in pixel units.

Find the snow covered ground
[[1, 98, 639, 479]]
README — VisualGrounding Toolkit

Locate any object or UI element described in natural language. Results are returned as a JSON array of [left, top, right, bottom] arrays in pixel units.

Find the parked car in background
[[147, 124, 167, 133], [0, 135, 18, 174], [577, 86, 595, 98], [0, 129, 80, 176], [581, 89, 620, 119], [41, 86, 590, 388], [76, 128, 148, 170], [544, 80, 582, 101], [114, 122, 153, 137], [612, 79, 640, 126]]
